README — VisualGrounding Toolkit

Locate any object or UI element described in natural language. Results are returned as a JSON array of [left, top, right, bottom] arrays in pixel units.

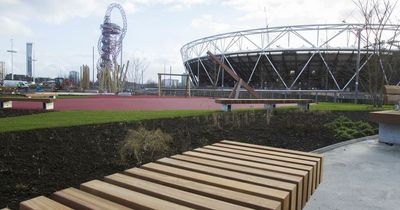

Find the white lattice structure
[[181, 23, 400, 91]]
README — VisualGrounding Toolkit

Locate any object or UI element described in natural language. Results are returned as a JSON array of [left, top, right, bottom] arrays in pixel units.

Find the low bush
[[325, 116, 377, 140], [119, 127, 173, 166]]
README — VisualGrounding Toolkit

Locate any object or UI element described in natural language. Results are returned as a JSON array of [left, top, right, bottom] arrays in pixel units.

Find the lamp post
[[6, 39, 17, 80], [355, 30, 361, 104], [32, 58, 37, 83], [32, 42, 37, 83]]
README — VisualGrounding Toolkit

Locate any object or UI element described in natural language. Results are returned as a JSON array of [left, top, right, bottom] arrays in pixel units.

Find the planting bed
[[0, 109, 50, 118], [0, 110, 374, 209]]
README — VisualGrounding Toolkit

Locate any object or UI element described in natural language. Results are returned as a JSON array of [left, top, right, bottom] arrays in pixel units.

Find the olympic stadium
[[181, 24, 400, 92]]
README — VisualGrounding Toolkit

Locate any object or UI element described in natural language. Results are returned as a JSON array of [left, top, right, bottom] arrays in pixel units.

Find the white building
[[162, 79, 179, 87]]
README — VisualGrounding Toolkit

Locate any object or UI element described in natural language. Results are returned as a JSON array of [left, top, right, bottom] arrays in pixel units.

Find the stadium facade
[[181, 24, 400, 92]]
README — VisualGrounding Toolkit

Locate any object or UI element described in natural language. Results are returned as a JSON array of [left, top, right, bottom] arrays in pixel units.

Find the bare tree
[[353, 0, 399, 106], [129, 57, 149, 90]]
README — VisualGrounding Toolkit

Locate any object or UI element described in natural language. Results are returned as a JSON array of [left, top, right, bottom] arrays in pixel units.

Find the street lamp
[[6, 39, 17, 80], [32, 58, 37, 83], [32, 42, 37, 83], [355, 30, 361, 104]]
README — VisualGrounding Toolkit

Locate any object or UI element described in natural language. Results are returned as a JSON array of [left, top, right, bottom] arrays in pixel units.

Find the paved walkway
[[305, 137, 400, 210]]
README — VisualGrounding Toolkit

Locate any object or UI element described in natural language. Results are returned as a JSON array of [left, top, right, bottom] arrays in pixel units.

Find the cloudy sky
[[0, 0, 370, 82]]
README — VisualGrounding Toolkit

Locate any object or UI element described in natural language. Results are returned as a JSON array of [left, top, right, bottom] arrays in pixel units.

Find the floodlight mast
[[97, 3, 127, 73]]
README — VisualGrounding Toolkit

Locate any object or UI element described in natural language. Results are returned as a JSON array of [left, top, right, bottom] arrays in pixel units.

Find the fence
[[159, 88, 374, 103]]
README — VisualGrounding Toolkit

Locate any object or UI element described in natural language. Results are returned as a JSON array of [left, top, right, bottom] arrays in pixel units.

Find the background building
[[26, 43, 33, 77], [162, 79, 179, 88], [69, 71, 79, 85]]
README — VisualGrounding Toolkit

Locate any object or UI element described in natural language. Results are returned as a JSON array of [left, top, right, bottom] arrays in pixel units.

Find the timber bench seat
[[383, 85, 400, 110], [24, 93, 58, 99], [17, 140, 324, 210], [370, 110, 400, 144], [369, 85, 400, 144], [0, 97, 55, 110], [215, 98, 313, 111]]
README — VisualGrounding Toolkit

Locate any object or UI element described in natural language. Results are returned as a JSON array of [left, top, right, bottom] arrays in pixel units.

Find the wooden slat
[[182, 150, 311, 202], [384, 85, 400, 94], [384, 95, 400, 104], [52, 187, 131, 210], [370, 110, 400, 124], [220, 140, 324, 183], [19, 196, 72, 210], [24, 93, 57, 98], [170, 154, 302, 210], [143, 162, 290, 210], [124, 168, 282, 210], [17, 141, 322, 210], [215, 98, 313, 104], [204, 144, 318, 190], [104, 173, 252, 210], [0, 97, 53, 102], [80, 180, 193, 210], [220, 140, 323, 158]]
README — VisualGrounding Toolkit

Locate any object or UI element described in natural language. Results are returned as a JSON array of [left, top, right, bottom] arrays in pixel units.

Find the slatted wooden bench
[[383, 85, 400, 110], [370, 110, 400, 144], [215, 98, 314, 112], [24, 93, 58, 99], [0, 97, 55, 110], [17, 140, 323, 210]]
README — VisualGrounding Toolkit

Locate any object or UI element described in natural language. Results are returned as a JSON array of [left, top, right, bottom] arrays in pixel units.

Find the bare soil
[[0, 110, 374, 209], [0, 109, 50, 118]]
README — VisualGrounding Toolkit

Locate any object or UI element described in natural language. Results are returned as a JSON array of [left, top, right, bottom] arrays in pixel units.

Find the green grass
[[0, 102, 394, 133], [56, 95, 95, 99], [310, 102, 392, 111], [0, 110, 216, 133]]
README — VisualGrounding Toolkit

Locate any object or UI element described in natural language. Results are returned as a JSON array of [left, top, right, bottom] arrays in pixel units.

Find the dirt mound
[[0, 110, 373, 209], [0, 109, 51, 118]]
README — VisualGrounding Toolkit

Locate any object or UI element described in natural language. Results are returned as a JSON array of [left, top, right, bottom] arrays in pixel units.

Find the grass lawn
[[0, 110, 216, 133], [310, 102, 393, 111], [0, 102, 393, 133], [56, 95, 96, 99]]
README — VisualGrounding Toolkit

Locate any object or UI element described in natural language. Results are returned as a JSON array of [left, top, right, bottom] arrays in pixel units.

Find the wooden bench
[[24, 93, 58, 99], [17, 140, 323, 210], [0, 97, 55, 110], [370, 110, 400, 144], [383, 85, 400, 110], [215, 98, 314, 112]]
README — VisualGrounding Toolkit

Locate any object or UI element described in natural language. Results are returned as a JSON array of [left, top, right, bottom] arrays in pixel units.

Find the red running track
[[11, 96, 265, 111]]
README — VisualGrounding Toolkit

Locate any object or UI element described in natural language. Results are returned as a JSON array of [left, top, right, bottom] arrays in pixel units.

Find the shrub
[[325, 116, 377, 140], [119, 127, 173, 166]]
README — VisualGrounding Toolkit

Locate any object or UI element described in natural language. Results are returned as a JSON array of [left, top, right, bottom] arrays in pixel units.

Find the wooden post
[[158, 74, 162, 96], [207, 51, 259, 99]]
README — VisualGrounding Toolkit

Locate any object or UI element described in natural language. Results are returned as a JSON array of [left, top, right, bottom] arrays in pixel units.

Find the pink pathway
[[11, 96, 265, 111]]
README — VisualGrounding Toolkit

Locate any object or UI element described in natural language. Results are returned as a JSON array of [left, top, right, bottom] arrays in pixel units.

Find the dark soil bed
[[0, 110, 375, 209], [0, 109, 51, 118]]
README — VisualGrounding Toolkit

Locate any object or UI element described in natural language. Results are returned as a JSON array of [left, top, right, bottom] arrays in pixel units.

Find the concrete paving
[[305, 137, 400, 210]]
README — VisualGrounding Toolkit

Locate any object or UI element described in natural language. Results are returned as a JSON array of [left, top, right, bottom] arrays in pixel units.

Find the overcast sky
[[0, 0, 377, 82]]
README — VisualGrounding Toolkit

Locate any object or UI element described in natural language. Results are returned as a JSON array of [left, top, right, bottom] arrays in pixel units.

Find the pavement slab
[[305, 138, 400, 210]]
